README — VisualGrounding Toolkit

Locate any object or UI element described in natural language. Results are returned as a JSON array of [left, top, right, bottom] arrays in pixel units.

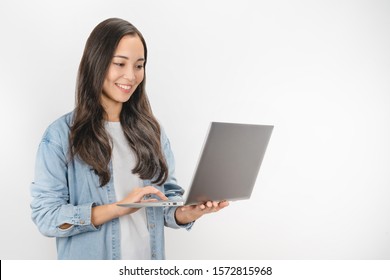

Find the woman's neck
[[105, 112, 121, 122], [101, 97, 122, 122]]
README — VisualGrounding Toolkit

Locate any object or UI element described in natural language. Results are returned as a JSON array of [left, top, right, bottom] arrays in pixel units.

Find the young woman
[[30, 18, 228, 260]]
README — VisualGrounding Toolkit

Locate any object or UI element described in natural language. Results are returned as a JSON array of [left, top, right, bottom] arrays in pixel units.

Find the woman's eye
[[136, 65, 144, 69], [113, 62, 125, 67]]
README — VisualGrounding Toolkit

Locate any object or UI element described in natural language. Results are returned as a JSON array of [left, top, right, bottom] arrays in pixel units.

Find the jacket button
[[79, 220, 85, 224], [149, 223, 155, 229]]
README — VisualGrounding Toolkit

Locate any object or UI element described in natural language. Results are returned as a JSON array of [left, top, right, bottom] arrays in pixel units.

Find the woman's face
[[101, 35, 145, 110]]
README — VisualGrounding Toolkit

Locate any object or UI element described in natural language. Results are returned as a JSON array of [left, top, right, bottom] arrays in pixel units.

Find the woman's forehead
[[114, 35, 145, 60]]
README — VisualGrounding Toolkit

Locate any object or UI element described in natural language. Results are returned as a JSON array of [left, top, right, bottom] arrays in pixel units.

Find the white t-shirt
[[105, 122, 151, 260]]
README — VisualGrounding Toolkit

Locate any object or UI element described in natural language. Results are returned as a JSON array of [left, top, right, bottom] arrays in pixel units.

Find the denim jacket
[[30, 112, 192, 260]]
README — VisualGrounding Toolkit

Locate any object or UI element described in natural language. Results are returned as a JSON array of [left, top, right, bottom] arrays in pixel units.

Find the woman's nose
[[123, 69, 136, 82]]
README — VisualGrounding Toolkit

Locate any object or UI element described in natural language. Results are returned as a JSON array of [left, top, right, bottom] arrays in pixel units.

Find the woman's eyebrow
[[113, 55, 128, 59], [113, 55, 145, 62]]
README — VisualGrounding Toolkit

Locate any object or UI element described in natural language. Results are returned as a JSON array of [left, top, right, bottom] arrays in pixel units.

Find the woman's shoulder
[[41, 111, 74, 147]]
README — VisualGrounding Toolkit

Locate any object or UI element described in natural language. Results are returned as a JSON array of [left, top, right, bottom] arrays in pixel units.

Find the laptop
[[117, 122, 273, 207]]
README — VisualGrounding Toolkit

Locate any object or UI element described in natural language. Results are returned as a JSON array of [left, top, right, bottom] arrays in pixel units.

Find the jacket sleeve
[[160, 126, 194, 230], [30, 133, 99, 238]]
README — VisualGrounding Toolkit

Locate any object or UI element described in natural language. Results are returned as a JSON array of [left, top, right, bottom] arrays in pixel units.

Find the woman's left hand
[[174, 200, 229, 225]]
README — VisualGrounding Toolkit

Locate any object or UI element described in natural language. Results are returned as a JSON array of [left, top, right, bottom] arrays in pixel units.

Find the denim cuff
[[56, 202, 99, 236], [165, 206, 194, 230]]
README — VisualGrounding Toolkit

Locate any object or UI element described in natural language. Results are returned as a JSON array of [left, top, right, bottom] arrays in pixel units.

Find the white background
[[0, 0, 389, 260]]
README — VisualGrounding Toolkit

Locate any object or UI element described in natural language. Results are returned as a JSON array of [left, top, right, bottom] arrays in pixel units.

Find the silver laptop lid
[[185, 122, 273, 205]]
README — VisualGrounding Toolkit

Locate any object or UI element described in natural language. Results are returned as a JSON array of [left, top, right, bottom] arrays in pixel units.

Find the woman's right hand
[[114, 186, 168, 216]]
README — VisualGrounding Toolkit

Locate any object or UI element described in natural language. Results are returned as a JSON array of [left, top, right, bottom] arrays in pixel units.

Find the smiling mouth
[[116, 83, 132, 90]]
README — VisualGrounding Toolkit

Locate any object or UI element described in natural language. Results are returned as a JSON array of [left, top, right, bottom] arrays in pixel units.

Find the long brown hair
[[70, 18, 168, 187]]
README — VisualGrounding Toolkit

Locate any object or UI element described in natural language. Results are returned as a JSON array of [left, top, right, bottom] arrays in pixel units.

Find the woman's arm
[[91, 186, 168, 226], [31, 135, 98, 237], [59, 185, 168, 229]]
